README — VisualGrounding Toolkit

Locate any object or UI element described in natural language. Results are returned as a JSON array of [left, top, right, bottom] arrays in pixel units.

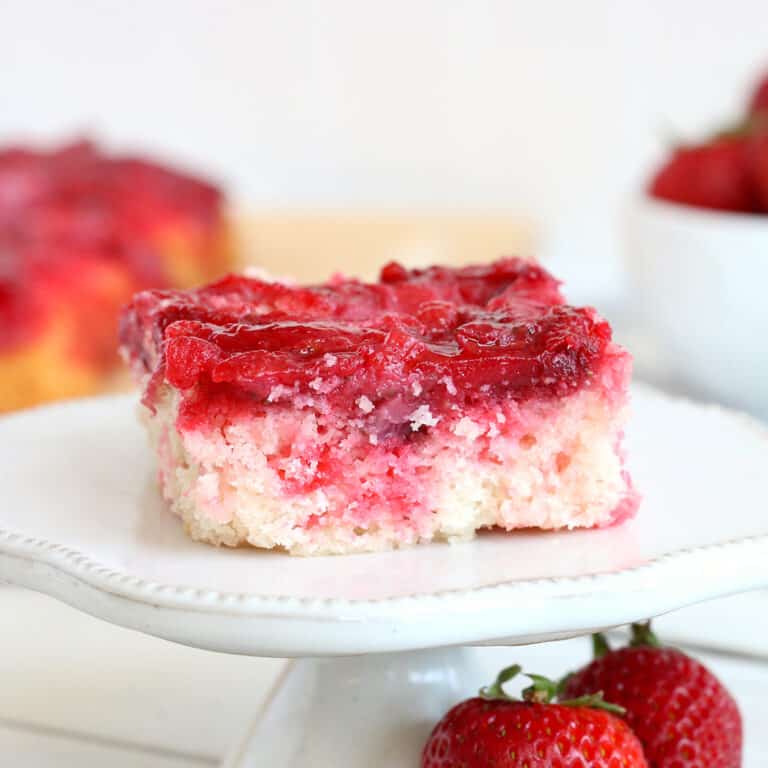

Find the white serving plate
[[0, 384, 766, 657]]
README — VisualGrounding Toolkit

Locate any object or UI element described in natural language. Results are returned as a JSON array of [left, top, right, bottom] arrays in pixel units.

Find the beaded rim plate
[[1, 385, 766, 656]]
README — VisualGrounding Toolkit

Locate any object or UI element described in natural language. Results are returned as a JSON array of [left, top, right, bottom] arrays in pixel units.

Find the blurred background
[[3, 0, 768, 413], [2, 0, 765, 299], [1, 2, 767, 765]]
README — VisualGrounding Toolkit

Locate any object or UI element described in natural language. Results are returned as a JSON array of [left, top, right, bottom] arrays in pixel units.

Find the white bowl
[[626, 196, 768, 420]]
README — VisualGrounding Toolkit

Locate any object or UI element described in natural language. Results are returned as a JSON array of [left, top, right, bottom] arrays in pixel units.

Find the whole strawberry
[[422, 664, 648, 767], [648, 136, 758, 213], [563, 623, 742, 768]]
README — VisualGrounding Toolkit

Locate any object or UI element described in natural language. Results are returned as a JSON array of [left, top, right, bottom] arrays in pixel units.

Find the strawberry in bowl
[[649, 72, 768, 214], [626, 71, 768, 418]]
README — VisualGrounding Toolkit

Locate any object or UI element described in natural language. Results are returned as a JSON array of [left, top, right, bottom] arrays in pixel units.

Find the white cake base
[[146, 386, 632, 555]]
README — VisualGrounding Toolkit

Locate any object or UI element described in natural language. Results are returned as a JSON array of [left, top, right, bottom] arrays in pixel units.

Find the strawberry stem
[[479, 665, 626, 715], [479, 664, 521, 701], [557, 691, 626, 716], [715, 112, 768, 139], [556, 672, 573, 696], [592, 633, 610, 659], [523, 673, 626, 714], [522, 674, 560, 704], [630, 621, 661, 648]]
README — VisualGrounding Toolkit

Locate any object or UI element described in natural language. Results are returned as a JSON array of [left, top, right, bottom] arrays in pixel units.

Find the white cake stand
[[1, 385, 766, 767]]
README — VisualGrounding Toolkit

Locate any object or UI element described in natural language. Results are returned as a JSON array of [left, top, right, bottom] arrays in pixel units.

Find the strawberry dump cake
[[0, 139, 231, 412], [120, 259, 636, 555]]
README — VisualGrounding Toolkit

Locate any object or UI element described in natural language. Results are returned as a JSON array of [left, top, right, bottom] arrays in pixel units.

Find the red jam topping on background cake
[[0, 139, 232, 412], [121, 258, 636, 556]]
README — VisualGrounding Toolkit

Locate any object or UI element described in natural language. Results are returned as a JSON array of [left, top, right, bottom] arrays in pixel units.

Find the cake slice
[[0, 139, 232, 412], [120, 258, 636, 555]]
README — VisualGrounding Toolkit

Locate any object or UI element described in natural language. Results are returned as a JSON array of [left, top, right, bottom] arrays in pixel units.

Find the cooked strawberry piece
[[122, 258, 615, 420]]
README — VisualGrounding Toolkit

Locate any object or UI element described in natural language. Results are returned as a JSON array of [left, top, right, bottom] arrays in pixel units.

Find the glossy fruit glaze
[[122, 258, 624, 426], [0, 139, 223, 352]]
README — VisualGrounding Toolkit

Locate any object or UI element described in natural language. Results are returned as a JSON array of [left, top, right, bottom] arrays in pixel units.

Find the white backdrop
[[1, 0, 766, 300]]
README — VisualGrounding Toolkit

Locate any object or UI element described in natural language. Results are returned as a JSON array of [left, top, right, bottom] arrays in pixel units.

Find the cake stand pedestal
[[223, 649, 473, 767], [0, 385, 766, 766]]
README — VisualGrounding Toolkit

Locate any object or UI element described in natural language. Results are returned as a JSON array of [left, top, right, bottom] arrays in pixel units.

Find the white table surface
[[1, 585, 766, 766]]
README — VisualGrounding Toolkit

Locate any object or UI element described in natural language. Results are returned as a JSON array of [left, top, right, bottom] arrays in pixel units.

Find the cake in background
[[0, 139, 233, 412]]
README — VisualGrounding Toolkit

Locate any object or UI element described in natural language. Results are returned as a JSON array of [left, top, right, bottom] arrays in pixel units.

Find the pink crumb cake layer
[[120, 258, 636, 555]]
